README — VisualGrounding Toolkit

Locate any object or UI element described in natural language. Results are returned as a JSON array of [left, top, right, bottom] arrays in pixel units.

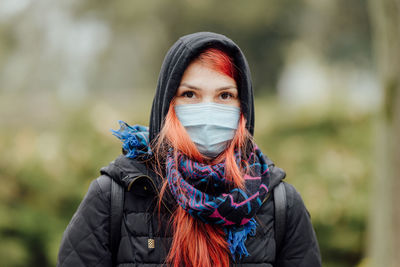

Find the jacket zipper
[[147, 213, 155, 249]]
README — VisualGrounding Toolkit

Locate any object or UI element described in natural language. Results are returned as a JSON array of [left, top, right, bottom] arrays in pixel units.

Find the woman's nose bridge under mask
[[174, 102, 240, 157]]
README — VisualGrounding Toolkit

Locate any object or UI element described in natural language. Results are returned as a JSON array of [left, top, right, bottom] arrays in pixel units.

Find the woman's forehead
[[179, 61, 237, 92]]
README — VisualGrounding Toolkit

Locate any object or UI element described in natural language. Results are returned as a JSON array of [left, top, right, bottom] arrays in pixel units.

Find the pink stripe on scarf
[[243, 174, 261, 180], [260, 184, 269, 192], [210, 209, 235, 226], [226, 192, 260, 208]]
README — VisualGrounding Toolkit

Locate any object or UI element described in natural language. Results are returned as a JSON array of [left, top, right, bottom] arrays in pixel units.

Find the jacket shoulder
[[96, 174, 112, 195], [283, 183, 305, 211]]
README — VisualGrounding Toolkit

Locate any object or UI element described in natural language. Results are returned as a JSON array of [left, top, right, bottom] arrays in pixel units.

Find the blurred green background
[[0, 0, 388, 266]]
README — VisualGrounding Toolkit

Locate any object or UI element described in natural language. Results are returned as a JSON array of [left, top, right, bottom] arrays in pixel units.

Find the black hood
[[149, 32, 255, 142]]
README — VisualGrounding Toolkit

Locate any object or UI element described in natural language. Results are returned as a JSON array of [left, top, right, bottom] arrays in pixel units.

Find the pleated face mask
[[174, 102, 240, 158]]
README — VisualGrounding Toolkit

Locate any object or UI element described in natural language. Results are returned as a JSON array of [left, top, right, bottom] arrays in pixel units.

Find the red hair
[[196, 48, 238, 80], [152, 48, 252, 267]]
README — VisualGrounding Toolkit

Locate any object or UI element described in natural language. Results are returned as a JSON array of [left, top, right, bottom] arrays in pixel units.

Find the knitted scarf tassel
[[226, 218, 257, 259]]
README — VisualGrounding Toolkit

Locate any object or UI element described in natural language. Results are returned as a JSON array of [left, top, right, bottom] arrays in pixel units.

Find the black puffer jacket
[[57, 155, 321, 266], [57, 32, 322, 266]]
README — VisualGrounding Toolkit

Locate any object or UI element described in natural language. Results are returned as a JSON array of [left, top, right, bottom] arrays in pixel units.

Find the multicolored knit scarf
[[166, 149, 270, 259], [111, 121, 270, 260]]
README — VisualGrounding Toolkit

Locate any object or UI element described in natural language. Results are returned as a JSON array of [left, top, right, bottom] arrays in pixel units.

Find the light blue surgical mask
[[174, 103, 240, 158]]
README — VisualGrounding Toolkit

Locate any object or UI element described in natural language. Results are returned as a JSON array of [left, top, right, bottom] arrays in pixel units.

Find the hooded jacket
[[57, 32, 322, 267]]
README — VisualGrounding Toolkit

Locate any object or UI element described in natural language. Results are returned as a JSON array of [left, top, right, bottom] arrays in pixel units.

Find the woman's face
[[175, 60, 240, 107]]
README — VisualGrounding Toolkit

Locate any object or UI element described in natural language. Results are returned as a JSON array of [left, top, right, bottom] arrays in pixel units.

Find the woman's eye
[[220, 92, 234, 100], [182, 91, 195, 98]]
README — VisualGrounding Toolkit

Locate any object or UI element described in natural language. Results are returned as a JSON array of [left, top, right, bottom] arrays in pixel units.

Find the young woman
[[58, 32, 322, 267]]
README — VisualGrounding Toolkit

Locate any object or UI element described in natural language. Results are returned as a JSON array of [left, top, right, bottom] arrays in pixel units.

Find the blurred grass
[[0, 96, 372, 266]]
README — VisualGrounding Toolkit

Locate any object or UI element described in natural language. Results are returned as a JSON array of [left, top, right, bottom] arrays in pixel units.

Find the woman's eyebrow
[[180, 83, 202, 90], [179, 83, 237, 91], [215, 86, 237, 92]]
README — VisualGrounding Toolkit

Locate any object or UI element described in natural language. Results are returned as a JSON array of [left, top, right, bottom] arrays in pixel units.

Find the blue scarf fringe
[[226, 218, 257, 260], [110, 121, 151, 159]]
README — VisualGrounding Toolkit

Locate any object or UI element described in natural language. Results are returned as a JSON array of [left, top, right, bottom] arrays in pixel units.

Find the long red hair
[[152, 48, 252, 267]]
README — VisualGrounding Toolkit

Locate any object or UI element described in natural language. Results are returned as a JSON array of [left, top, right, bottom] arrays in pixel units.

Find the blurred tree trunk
[[368, 0, 400, 266]]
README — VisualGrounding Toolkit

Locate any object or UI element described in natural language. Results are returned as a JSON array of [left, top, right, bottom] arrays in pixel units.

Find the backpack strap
[[274, 181, 287, 253], [110, 178, 124, 266], [96, 174, 124, 266]]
